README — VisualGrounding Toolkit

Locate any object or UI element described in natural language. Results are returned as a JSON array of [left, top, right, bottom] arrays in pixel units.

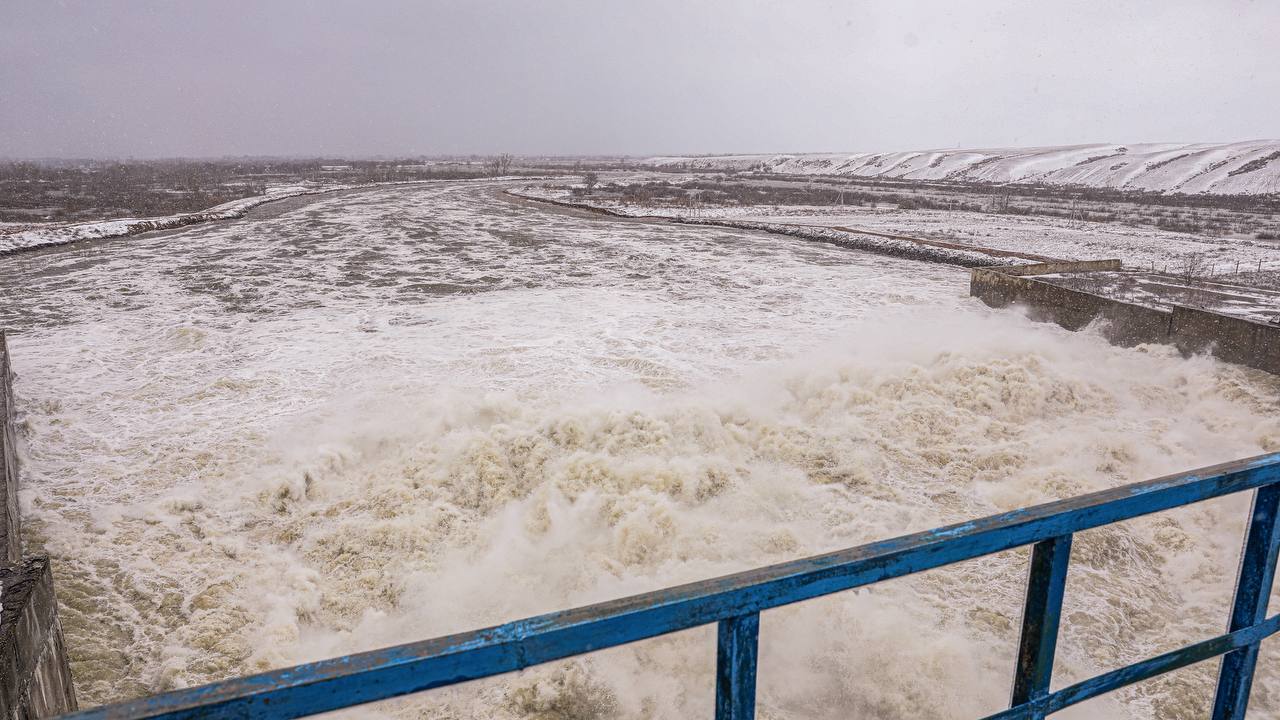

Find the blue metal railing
[[61, 452, 1280, 720]]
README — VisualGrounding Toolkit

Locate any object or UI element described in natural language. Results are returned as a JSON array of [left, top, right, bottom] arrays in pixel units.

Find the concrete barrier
[[991, 258, 1123, 276], [1, 331, 19, 566], [1, 559, 76, 717], [1169, 306, 1280, 373], [971, 262, 1280, 375], [0, 331, 77, 718]]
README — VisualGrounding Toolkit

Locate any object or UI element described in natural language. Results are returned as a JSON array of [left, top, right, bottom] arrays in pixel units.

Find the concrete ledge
[[0, 559, 76, 718], [992, 259, 1123, 277], [971, 262, 1280, 375], [1, 331, 18, 566], [1169, 305, 1280, 372], [0, 332, 77, 718]]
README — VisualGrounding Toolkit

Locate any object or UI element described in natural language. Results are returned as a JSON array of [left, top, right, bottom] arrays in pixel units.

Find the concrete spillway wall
[[1, 332, 19, 567], [971, 261, 1280, 375], [0, 331, 76, 718]]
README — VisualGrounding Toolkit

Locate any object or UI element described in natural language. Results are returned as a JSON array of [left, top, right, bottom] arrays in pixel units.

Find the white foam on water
[[3, 182, 1279, 718]]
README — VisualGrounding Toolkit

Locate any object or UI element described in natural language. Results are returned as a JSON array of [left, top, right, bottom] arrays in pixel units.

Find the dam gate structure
[[52, 451, 1280, 720]]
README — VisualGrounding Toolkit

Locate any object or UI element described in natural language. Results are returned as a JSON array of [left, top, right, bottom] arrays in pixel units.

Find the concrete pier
[[0, 331, 76, 718], [971, 261, 1280, 375]]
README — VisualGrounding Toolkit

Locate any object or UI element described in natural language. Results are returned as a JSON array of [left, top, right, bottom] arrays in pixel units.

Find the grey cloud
[[1, 0, 1277, 158]]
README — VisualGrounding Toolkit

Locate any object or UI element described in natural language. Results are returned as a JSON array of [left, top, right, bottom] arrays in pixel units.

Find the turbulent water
[[1, 180, 1279, 719]]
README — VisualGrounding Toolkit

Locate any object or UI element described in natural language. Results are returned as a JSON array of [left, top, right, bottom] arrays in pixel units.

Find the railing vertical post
[[1011, 534, 1073, 719], [1212, 484, 1280, 720], [715, 613, 760, 720]]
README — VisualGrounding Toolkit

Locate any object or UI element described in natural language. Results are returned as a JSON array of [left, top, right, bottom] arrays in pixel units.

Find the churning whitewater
[[2, 181, 1279, 719]]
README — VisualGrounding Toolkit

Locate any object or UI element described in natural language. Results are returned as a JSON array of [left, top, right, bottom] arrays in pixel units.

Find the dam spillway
[[1, 181, 1278, 718]]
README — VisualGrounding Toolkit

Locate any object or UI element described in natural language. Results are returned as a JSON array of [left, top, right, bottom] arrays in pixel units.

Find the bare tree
[[583, 171, 599, 194], [485, 153, 514, 176], [1178, 253, 1205, 282]]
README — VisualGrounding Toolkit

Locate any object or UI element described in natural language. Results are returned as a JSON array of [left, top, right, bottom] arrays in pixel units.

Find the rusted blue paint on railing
[[56, 452, 1280, 720], [1212, 483, 1280, 720], [981, 614, 1280, 720], [715, 613, 759, 720], [1010, 534, 1072, 719]]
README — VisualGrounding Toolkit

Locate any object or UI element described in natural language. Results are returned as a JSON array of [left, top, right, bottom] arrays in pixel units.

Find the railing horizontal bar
[[981, 613, 1280, 720], [61, 452, 1280, 720]]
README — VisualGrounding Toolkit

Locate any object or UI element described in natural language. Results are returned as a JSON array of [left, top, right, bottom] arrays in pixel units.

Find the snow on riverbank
[[0, 178, 542, 256], [760, 209, 1280, 276], [681, 217, 1032, 267], [646, 140, 1280, 196], [510, 184, 1280, 275], [0, 184, 335, 255], [511, 185, 1054, 268]]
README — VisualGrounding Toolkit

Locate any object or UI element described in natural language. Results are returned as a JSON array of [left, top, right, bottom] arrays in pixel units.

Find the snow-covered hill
[[645, 140, 1280, 196]]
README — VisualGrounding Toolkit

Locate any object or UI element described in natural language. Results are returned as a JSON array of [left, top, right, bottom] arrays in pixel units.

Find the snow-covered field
[[1038, 271, 1280, 324], [509, 185, 1045, 267], [510, 184, 1280, 274], [763, 209, 1280, 275], [646, 140, 1280, 196]]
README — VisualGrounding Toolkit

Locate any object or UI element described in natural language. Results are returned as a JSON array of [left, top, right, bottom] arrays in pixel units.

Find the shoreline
[[0, 176, 552, 258], [502, 187, 1043, 268]]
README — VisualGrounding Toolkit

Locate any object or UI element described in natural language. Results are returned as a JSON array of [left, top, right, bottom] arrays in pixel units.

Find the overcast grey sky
[[2, 0, 1277, 158]]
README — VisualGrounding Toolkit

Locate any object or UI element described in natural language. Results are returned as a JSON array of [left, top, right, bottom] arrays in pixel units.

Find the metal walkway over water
[[61, 452, 1280, 720]]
